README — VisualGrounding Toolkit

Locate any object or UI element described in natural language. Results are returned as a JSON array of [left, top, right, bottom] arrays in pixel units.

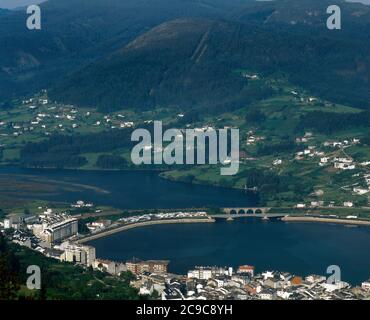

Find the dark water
[[0, 167, 257, 209], [2, 167, 370, 284], [89, 219, 370, 285]]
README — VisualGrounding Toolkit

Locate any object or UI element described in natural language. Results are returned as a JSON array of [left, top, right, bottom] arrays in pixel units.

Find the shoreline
[[0, 164, 166, 173], [282, 216, 370, 226], [0, 165, 249, 193], [159, 172, 246, 192], [78, 215, 370, 245], [78, 217, 215, 243]]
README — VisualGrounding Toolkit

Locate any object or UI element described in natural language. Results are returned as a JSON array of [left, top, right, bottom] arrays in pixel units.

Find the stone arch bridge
[[223, 207, 271, 215]]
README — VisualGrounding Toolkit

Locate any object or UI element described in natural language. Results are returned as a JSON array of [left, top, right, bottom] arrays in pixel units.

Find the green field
[[1, 77, 369, 209]]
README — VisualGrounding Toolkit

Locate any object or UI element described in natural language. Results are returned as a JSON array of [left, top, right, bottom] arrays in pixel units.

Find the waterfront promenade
[[78, 217, 215, 243], [77, 212, 370, 244], [282, 216, 370, 226]]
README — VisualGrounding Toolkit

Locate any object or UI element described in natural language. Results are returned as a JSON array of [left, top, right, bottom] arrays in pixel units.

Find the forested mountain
[[0, 9, 10, 15], [230, 0, 370, 26], [50, 0, 370, 112], [49, 18, 276, 112], [0, 0, 249, 101], [2, 0, 370, 113]]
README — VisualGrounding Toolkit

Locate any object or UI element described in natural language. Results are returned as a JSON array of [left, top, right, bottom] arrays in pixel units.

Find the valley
[[2, 0, 370, 302], [0, 72, 369, 211]]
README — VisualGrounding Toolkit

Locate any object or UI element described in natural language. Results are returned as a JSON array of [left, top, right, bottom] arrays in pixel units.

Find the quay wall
[[282, 216, 370, 226], [78, 218, 215, 243]]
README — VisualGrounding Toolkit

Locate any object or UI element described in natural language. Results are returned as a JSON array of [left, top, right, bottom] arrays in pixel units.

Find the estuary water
[[89, 218, 370, 285], [1, 166, 370, 284], [0, 166, 257, 209]]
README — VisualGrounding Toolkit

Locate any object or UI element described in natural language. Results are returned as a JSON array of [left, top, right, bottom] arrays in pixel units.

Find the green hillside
[[49, 0, 370, 112], [0, 0, 250, 101]]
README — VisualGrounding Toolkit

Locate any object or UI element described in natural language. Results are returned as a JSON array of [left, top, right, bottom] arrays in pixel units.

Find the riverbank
[[78, 217, 216, 243], [0, 167, 256, 210], [282, 216, 370, 226], [159, 171, 245, 191], [0, 164, 166, 173]]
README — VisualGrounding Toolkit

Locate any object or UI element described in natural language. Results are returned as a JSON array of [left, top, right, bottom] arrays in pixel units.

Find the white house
[[353, 187, 369, 195], [320, 157, 329, 163], [361, 280, 370, 291], [276, 290, 292, 300], [343, 201, 354, 208]]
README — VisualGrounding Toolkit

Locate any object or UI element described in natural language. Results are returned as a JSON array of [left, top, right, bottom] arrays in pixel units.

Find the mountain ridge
[[50, 0, 370, 112], [0, 0, 250, 101]]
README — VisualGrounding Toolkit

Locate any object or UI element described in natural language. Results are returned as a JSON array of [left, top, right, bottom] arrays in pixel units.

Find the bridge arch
[[223, 207, 270, 215]]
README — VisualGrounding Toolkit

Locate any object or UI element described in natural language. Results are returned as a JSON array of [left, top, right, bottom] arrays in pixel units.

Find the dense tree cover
[[298, 111, 370, 135], [2, 1, 370, 112], [363, 134, 370, 146], [256, 140, 298, 156], [0, 0, 249, 101], [0, 9, 9, 16], [50, 18, 276, 113], [0, 234, 21, 300], [20, 129, 134, 168], [20, 153, 87, 169], [0, 101, 13, 110], [49, 0, 370, 112], [96, 154, 128, 169], [0, 233, 141, 300], [245, 109, 267, 124], [240, 168, 312, 204], [77, 220, 91, 235], [175, 110, 201, 126]]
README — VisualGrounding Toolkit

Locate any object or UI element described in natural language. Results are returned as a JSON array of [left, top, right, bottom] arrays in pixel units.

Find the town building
[[361, 280, 370, 291], [237, 265, 255, 277], [126, 258, 169, 275], [93, 259, 127, 275], [39, 218, 78, 243], [60, 242, 96, 266], [188, 268, 213, 280]]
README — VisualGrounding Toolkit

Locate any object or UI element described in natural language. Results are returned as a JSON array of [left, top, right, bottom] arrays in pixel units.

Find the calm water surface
[[0, 167, 256, 209], [2, 167, 370, 284], [90, 219, 370, 284]]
